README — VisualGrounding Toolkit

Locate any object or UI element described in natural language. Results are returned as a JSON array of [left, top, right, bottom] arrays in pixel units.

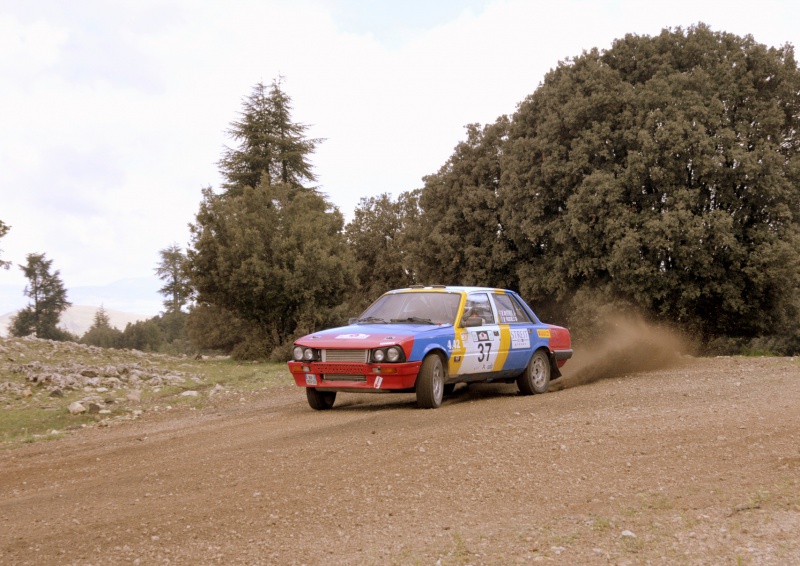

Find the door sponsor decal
[[510, 329, 530, 349]]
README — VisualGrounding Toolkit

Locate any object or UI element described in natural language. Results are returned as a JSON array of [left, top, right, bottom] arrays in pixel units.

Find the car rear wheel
[[306, 388, 336, 410], [517, 349, 551, 395], [416, 354, 445, 409]]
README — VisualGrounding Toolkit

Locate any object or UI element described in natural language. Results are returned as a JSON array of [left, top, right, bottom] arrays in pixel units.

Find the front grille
[[315, 362, 367, 374], [322, 349, 368, 362], [322, 375, 367, 382]]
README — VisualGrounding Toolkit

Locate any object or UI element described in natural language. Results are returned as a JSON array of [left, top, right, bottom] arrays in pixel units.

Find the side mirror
[[463, 317, 484, 328]]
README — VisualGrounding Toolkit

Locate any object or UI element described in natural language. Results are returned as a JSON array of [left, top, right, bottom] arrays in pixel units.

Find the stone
[[180, 390, 199, 397], [81, 370, 98, 378], [126, 390, 142, 403], [49, 389, 64, 398], [87, 403, 102, 414], [68, 402, 87, 415]]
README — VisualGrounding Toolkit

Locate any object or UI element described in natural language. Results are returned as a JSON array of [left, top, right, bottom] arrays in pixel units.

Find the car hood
[[296, 323, 449, 348]]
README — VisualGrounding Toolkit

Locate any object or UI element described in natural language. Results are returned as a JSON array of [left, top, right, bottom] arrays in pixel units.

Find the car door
[[457, 292, 508, 376], [491, 291, 535, 373]]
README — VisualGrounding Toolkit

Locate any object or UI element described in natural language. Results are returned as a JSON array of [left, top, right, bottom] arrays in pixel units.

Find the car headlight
[[386, 346, 401, 362], [371, 346, 404, 363], [293, 346, 305, 361], [303, 348, 315, 361]]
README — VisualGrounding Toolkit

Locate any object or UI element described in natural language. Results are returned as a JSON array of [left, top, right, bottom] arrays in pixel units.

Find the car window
[[463, 293, 495, 325], [359, 292, 461, 325], [493, 293, 532, 324]]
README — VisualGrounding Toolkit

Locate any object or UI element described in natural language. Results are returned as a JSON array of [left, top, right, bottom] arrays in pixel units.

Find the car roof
[[386, 286, 512, 295]]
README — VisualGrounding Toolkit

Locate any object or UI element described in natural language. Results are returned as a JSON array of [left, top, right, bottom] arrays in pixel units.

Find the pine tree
[[11, 253, 72, 340], [187, 78, 354, 359], [218, 78, 321, 195], [155, 244, 191, 314], [80, 306, 122, 348]]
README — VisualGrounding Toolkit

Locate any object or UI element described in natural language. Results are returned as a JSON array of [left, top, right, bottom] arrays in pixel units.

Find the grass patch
[[0, 406, 97, 443], [1, 336, 292, 446]]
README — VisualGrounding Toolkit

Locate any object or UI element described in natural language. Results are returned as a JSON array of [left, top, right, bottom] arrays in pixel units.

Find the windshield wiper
[[390, 317, 435, 324], [356, 316, 388, 324]]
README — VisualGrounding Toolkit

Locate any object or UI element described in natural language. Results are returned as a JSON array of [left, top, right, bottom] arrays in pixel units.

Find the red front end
[[288, 360, 422, 391]]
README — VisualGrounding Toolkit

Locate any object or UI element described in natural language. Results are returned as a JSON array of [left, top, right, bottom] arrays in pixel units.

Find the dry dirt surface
[[2, 344, 799, 564]]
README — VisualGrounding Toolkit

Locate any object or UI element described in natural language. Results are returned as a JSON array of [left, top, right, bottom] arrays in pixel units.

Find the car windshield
[[357, 292, 461, 326]]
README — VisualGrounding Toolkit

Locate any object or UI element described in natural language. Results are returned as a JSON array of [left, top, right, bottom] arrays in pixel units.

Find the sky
[[1, 0, 799, 316]]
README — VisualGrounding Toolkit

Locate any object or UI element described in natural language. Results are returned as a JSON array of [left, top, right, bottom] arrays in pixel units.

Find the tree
[[155, 244, 191, 314], [80, 306, 123, 348], [345, 192, 418, 307], [218, 78, 321, 195], [11, 253, 72, 340], [0, 220, 10, 270], [408, 118, 519, 289], [187, 77, 355, 359], [120, 319, 164, 352], [499, 24, 800, 345]]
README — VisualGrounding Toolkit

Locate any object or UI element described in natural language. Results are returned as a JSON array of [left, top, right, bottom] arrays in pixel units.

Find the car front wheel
[[517, 349, 551, 395], [306, 388, 336, 410], [416, 354, 445, 409]]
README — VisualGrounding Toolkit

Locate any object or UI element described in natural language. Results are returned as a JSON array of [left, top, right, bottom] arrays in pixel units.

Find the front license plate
[[305, 374, 318, 386]]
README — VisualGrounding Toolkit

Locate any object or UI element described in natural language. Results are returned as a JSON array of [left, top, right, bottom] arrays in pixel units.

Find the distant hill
[[0, 305, 149, 338], [0, 276, 163, 318]]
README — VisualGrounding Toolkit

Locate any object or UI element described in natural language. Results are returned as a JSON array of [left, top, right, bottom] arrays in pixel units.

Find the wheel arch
[[421, 344, 449, 365], [545, 348, 563, 379], [528, 346, 561, 379]]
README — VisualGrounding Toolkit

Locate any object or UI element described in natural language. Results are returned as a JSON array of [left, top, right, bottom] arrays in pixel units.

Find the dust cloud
[[556, 315, 693, 389]]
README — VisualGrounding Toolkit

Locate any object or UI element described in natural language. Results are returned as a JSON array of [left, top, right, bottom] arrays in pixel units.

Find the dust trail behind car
[[556, 315, 692, 389]]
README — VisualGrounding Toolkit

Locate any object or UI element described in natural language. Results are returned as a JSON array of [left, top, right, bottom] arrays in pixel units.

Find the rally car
[[288, 286, 572, 410]]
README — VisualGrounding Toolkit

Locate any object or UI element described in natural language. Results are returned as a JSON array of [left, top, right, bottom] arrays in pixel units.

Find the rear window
[[493, 293, 532, 324]]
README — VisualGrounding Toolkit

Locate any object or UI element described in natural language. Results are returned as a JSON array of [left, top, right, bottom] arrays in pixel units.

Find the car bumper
[[288, 360, 422, 391]]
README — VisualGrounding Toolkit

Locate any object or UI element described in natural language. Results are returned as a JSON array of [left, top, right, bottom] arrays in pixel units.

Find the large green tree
[[187, 78, 354, 359], [499, 24, 800, 345], [10, 253, 72, 340], [188, 183, 354, 358]]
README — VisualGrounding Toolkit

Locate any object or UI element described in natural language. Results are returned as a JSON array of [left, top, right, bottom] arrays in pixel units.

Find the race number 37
[[477, 342, 492, 362]]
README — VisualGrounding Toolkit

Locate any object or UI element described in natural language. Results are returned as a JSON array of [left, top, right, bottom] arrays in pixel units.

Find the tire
[[306, 388, 336, 410], [517, 349, 551, 395], [416, 354, 446, 409]]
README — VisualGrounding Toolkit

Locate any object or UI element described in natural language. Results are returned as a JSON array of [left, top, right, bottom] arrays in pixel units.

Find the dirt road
[[2, 355, 799, 565]]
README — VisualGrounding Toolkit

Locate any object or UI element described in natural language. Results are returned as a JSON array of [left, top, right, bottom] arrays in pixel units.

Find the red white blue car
[[288, 286, 572, 410]]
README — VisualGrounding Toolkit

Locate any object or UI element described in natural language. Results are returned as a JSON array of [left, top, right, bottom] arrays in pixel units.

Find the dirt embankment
[[1, 327, 799, 565]]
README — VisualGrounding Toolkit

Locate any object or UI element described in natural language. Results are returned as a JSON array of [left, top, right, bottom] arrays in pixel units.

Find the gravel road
[[2, 351, 799, 565]]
